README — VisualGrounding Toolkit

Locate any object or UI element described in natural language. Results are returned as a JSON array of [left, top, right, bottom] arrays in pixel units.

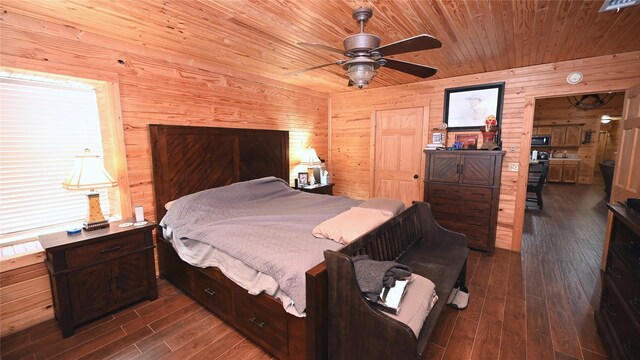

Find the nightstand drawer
[[66, 233, 147, 269]]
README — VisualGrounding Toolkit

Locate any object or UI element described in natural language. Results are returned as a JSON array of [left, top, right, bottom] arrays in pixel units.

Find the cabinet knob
[[413, 174, 419, 179]]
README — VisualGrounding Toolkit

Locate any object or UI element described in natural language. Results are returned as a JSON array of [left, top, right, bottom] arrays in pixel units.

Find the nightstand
[[296, 183, 334, 195], [39, 220, 157, 337]]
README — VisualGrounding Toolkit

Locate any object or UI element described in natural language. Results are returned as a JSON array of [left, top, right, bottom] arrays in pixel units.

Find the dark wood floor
[[1, 178, 610, 360]]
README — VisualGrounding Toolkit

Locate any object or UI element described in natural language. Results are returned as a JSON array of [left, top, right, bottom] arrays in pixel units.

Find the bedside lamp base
[[83, 192, 109, 231]]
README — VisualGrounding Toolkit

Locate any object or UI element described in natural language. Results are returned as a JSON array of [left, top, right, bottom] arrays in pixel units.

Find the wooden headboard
[[149, 124, 289, 221]]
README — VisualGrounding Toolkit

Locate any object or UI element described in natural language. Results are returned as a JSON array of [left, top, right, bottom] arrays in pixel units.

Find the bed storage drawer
[[235, 294, 289, 356], [194, 270, 232, 319]]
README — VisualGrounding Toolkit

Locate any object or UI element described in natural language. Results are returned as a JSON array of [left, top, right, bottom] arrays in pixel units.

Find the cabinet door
[[112, 252, 150, 305], [68, 262, 111, 324], [459, 154, 496, 185], [562, 164, 578, 183], [427, 153, 460, 183], [564, 126, 582, 147], [537, 126, 552, 135], [548, 163, 563, 182], [551, 127, 566, 147]]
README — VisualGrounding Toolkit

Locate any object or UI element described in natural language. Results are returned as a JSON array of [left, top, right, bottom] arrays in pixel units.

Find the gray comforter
[[160, 177, 362, 313]]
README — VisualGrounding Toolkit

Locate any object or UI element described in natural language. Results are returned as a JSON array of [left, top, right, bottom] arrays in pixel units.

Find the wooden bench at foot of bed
[[324, 202, 469, 360]]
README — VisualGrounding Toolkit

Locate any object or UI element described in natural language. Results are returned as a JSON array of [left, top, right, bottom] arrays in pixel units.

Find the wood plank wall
[[0, 10, 328, 336], [329, 51, 640, 251], [533, 95, 624, 184]]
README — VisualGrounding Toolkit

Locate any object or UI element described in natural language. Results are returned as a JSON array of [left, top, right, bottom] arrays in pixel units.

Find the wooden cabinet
[[548, 160, 580, 183], [424, 150, 504, 254], [595, 203, 640, 360], [550, 125, 581, 147], [534, 126, 552, 135], [40, 221, 157, 337]]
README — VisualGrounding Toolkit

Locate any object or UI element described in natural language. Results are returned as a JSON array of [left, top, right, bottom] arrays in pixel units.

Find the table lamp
[[62, 148, 118, 231], [300, 147, 321, 185]]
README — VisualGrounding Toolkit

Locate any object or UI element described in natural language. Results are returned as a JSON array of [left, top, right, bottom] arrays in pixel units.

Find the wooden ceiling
[[3, 0, 640, 94]]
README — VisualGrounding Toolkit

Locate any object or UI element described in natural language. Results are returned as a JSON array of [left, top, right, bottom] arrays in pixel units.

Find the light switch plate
[[510, 145, 516, 152], [509, 163, 519, 172]]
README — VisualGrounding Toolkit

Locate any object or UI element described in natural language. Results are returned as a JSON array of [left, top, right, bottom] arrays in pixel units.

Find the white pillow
[[164, 200, 176, 210], [312, 207, 392, 244], [357, 198, 405, 216]]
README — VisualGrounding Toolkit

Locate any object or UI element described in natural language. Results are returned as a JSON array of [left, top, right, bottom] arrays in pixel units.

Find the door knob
[[413, 174, 419, 179]]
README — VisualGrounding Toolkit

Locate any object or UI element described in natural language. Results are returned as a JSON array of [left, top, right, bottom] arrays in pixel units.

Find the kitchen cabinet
[[39, 221, 157, 337], [424, 150, 504, 254], [550, 125, 582, 147], [534, 126, 552, 135], [548, 159, 580, 183]]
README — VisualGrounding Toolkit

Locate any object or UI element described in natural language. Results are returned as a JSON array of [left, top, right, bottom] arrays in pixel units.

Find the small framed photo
[[297, 172, 308, 187], [454, 133, 479, 149], [432, 131, 447, 145]]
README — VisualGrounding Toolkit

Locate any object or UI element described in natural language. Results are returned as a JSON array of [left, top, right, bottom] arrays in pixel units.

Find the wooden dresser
[[423, 150, 504, 255], [595, 203, 640, 359]]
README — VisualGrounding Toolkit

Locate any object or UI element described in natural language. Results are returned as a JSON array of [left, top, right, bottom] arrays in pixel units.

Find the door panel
[[460, 155, 495, 185], [68, 263, 111, 324], [602, 83, 640, 270], [374, 107, 424, 206], [113, 252, 149, 304]]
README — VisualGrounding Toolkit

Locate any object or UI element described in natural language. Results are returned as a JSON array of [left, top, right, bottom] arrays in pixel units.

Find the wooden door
[[565, 126, 582, 147], [601, 83, 640, 270], [551, 127, 566, 147], [373, 107, 424, 206]]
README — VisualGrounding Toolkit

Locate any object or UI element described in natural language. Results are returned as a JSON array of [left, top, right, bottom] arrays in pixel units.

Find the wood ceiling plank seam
[[528, 0, 551, 68], [591, 8, 640, 57], [483, 0, 511, 71], [465, 0, 501, 72], [513, 0, 537, 69], [434, 0, 485, 75], [541, 0, 575, 64], [460, 1, 495, 73], [559, 0, 602, 63], [405, 1, 464, 77], [549, 1, 593, 64], [534, 0, 561, 65], [499, 1, 519, 69]]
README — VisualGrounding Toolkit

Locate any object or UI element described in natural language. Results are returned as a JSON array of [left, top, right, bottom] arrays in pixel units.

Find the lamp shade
[[347, 63, 376, 89], [300, 147, 321, 166], [62, 148, 117, 191]]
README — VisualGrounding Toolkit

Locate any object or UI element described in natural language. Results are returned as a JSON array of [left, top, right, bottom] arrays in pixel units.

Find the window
[[0, 75, 122, 245]]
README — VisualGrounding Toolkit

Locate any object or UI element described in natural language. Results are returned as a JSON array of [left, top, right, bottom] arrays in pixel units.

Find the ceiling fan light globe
[[347, 63, 376, 89]]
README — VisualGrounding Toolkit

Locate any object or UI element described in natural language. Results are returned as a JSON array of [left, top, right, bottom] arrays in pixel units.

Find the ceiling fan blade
[[373, 34, 441, 56], [298, 42, 345, 55], [286, 60, 347, 76], [382, 58, 437, 78]]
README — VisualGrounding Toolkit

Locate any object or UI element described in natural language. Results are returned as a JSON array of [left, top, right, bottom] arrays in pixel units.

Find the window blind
[[0, 78, 109, 241]]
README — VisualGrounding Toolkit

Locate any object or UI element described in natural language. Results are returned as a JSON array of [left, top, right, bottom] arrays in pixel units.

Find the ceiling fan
[[290, 7, 442, 89]]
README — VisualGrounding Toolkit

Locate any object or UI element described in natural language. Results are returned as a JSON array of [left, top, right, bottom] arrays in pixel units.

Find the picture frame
[[454, 133, 479, 149], [443, 82, 505, 131], [297, 172, 308, 187]]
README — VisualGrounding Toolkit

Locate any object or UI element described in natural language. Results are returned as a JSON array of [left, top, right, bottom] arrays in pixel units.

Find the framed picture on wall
[[444, 82, 505, 131], [454, 133, 479, 149]]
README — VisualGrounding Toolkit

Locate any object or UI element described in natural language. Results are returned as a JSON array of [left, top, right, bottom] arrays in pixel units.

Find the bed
[[149, 124, 423, 360], [150, 124, 334, 360]]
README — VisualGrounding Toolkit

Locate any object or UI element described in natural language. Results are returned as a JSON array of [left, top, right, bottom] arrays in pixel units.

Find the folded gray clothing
[[352, 255, 412, 302]]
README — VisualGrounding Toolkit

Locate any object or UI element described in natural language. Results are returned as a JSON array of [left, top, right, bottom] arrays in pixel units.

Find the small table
[[39, 220, 157, 337], [295, 183, 334, 195]]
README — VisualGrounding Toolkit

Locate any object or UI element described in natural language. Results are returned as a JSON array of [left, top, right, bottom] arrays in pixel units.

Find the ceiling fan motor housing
[[343, 33, 381, 54]]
